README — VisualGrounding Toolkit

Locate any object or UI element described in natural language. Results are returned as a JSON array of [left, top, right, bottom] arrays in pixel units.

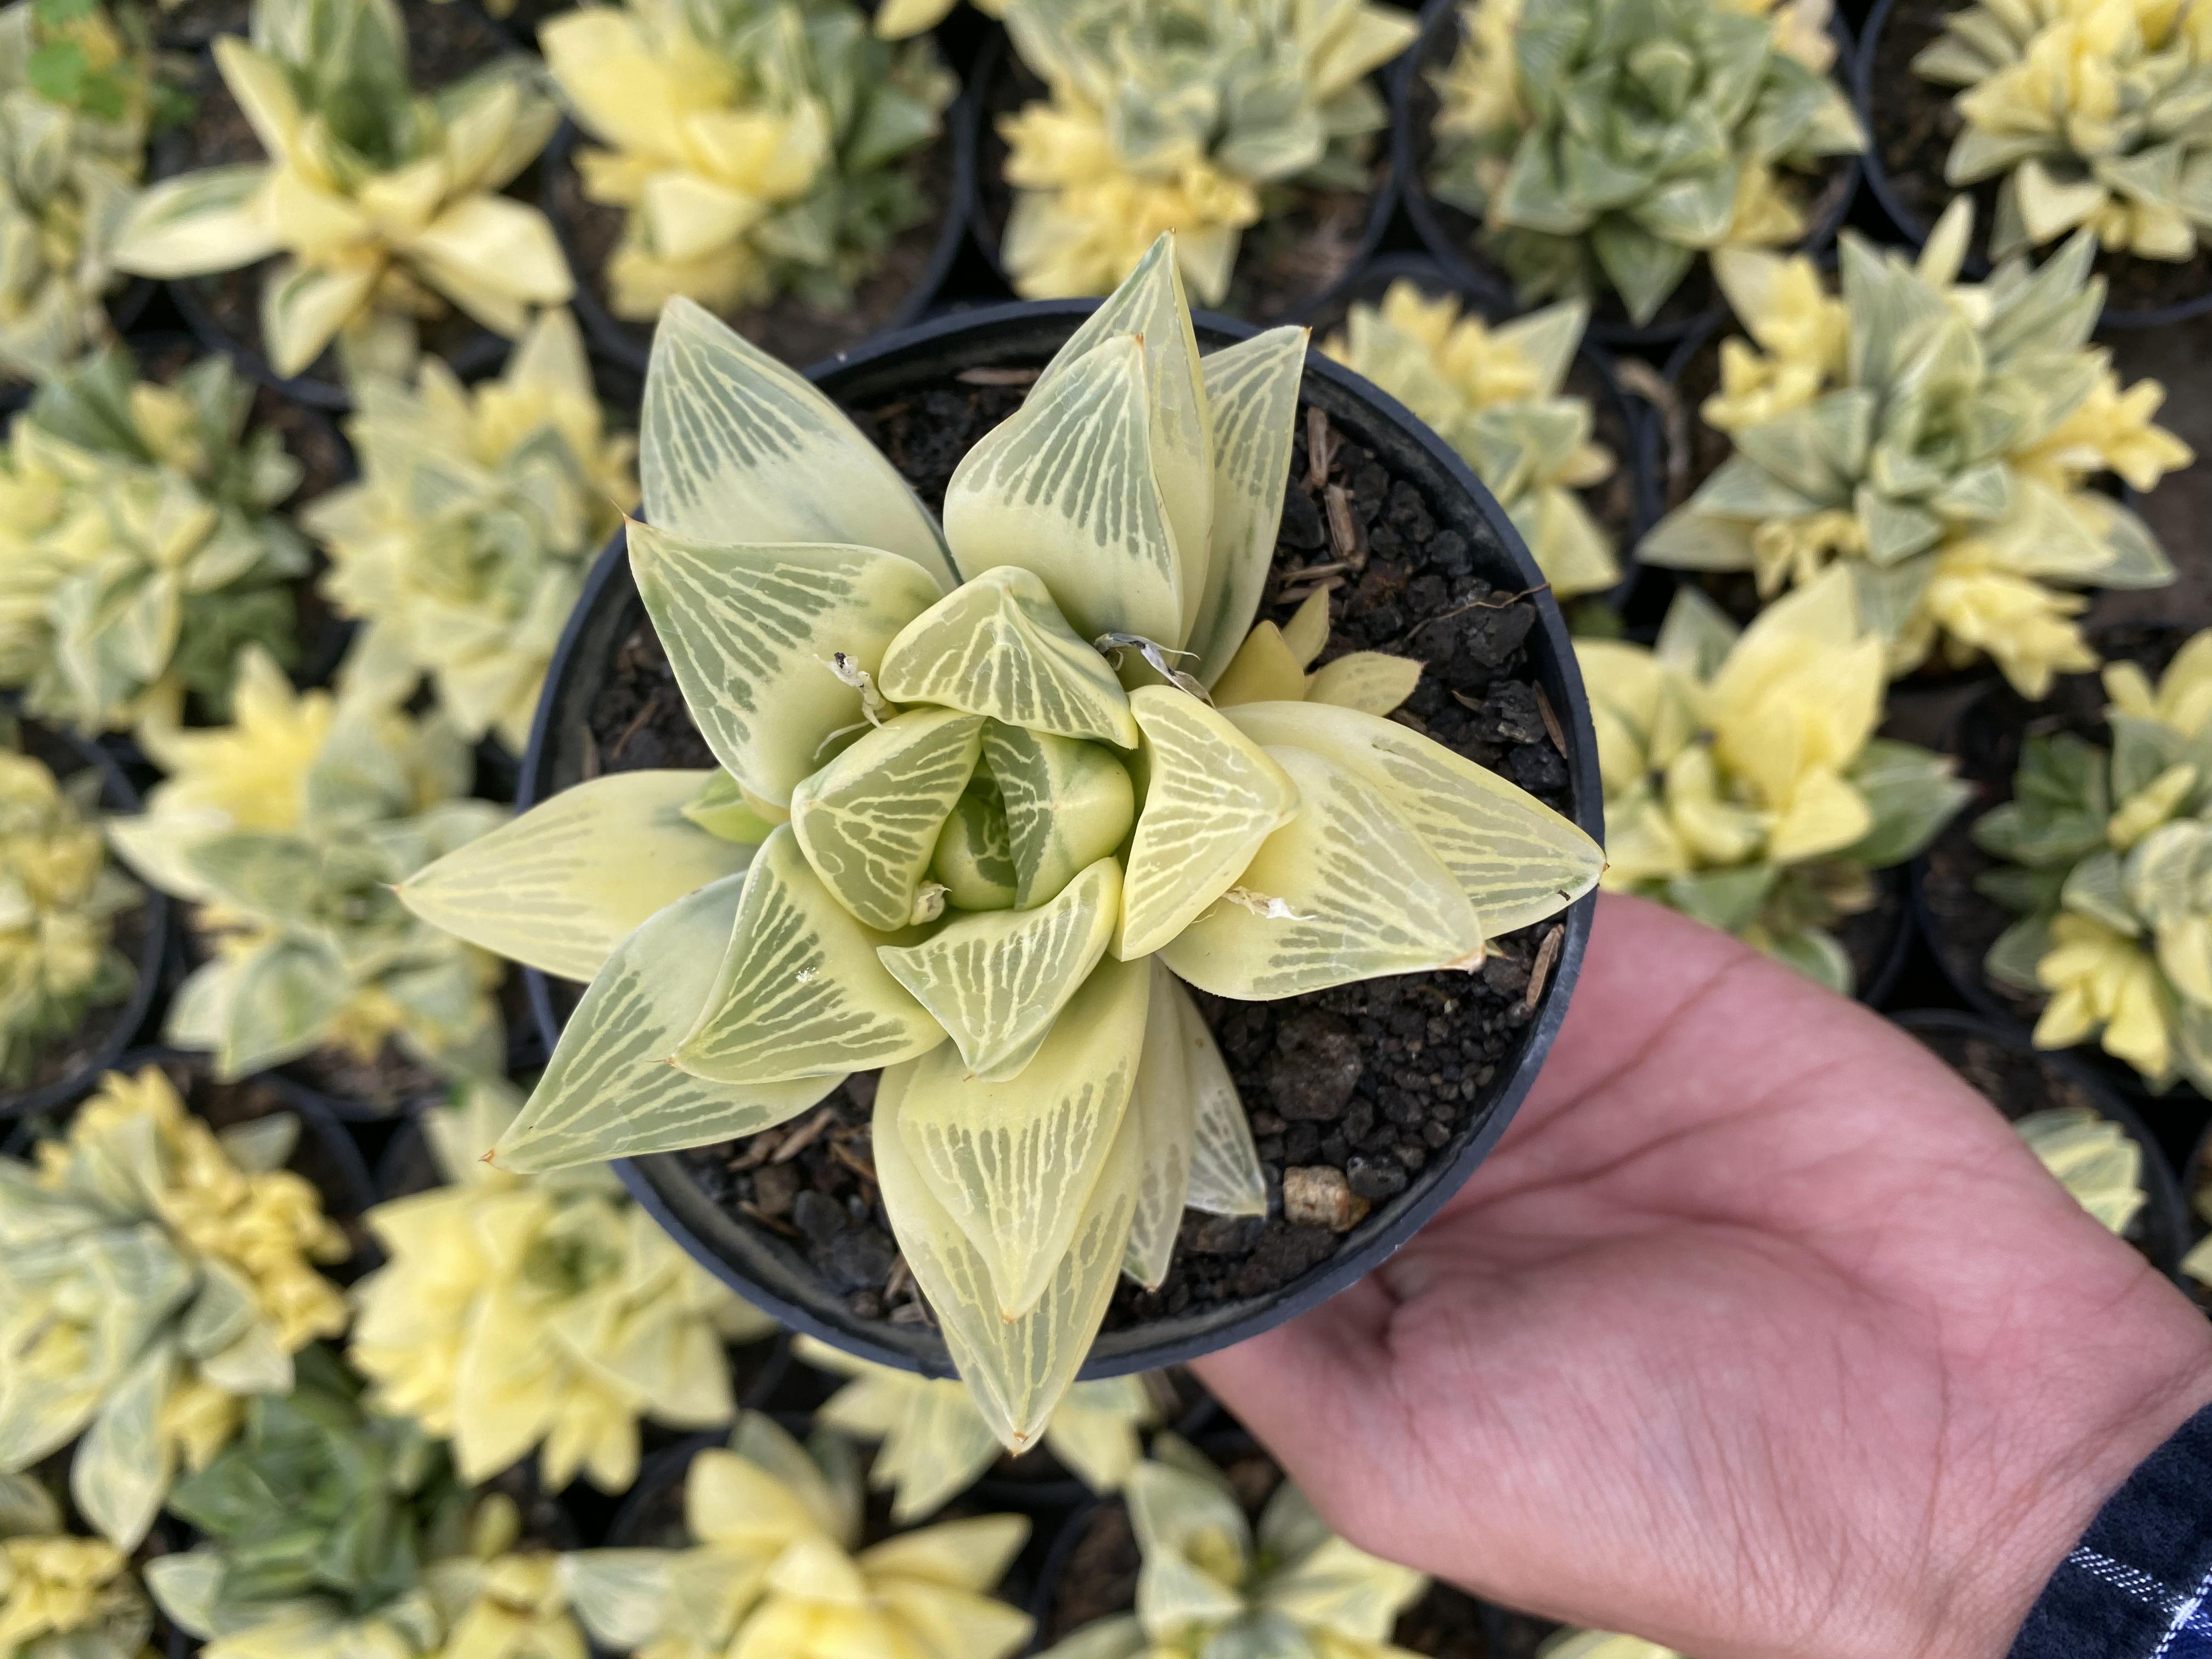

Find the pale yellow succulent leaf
[[789, 709, 987, 932], [1227, 699, 1602, 934], [2016, 1106, 2147, 1235], [1122, 962, 1200, 1290], [870, 1580, 1035, 1659], [557, 1553, 674, 1652], [627, 525, 946, 808], [1127, 1459, 1251, 1635], [1211, 621, 1312, 707], [1175, 978, 1267, 1218], [1280, 591, 1333, 669], [1117, 685, 1302, 960], [111, 165, 280, 278], [894, 951, 1149, 1316], [943, 332, 1183, 647], [1260, 1534, 1429, 1643], [859, 1514, 1032, 1594], [877, 567, 1139, 748], [1190, 327, 1308, 686], [674, 826, 947, 1085], [873, 1049, 1142, 1452], [397, 770, 751, 981], [641, 298, 955, 588], [495, 873, 838, 1172], [877, 859, 1122, 1082], [1537, 1634, 1683, 1659], [980, 724, 1137, 907], [1306, 652, 1425, 714], [1163, 743, 1486, 998], [71, 1341, 176, 1550]]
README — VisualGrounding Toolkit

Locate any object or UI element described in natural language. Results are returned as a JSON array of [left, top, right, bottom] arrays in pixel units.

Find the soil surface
[[2094, 319, 2212, 637], [1905, 1023, 2167, 1262], [545, 129, 956, 368], [1867, 0, 2212, 315], [587, 366, 1581, 1334], [283, 1040, 451, 1119], [977, 55, 1382, 321], [157, 0, 520, 388], [1407, 19, 1855, 339], [1920, 626, 2182, 1036]]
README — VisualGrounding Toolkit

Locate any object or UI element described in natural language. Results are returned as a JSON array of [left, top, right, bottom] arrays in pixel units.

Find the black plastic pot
[[517, 297, 1604, 1384], [541, 71, 974, 377], [1398, 0, 1864, 352], [0, 716, 171, 1119], [1891, 1010, 2192, 1279], [1853, 866, 1917, 1012], [965, 32, 1403, 327], [1854, 0, 2212, 330], [1303, 252, 1660, 621]]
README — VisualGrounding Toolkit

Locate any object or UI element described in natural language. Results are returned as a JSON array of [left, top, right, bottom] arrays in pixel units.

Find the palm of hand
[[1197, 896, 2212, 1659]]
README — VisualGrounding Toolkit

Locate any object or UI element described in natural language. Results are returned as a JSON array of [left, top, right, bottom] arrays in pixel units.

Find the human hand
[[1193, 894, 2212, 1659]]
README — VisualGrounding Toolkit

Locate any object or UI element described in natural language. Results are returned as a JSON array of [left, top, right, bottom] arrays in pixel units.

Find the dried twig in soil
[[957, 366, 1041, 387], [1525, 924, 1565, 1013], [770, 1106, 837, 1164]]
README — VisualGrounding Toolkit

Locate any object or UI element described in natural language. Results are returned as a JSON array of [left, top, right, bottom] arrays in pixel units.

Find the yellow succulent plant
[[799, 1334, 1167, 1523], [1643, 204, 2194, 697], [0, 1472, 154, 1659], [309, 308, 639, 753], [872, 0, 1001, 35], [0, 735, 139, 1087], [1578, 569, 1968, 991], [1324, 281, 1620, 600], [561, 1411, 1035, 1659], [0, 1064, 348, 1549], [2015, 1106, 2146, 1234], [349, 1079, 777, 1493], [997, 0, 1419, 303], [111, 0, 569, 379], [1977, 631, 2212, 1090], [540, 0, 956, 325]]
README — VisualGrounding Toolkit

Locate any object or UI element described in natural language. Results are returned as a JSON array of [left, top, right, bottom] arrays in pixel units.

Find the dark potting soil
[[585, 371, 1575, 1332], [1867, 0, 2212, 314], [977, 57, 1380, 321], [1043, 1501, 1139, 1645], [159, 0, 518, 386], [284, 1040, 450, 1117], [1837, 872, 1906, 1001], [1904, 1023, 2165, 1261], [546, 134, 956, 368], [1407, 23, 1854, 340], [1920, 626, 2183, 1032], [1393, 1584, 1506, 1659]]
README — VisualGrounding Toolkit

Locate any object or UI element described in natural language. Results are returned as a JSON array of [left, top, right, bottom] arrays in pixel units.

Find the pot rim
[[518, 295, 1604, 1380], [0, 714, 172, 1120]]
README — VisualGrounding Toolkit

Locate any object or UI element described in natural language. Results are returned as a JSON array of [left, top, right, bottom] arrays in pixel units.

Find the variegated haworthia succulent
[[148, 1349, 588, 1659], [2016, 1105, 2146, 1234], [0, 1064, 349, 1550], [562, 1411, 1033, 1659], [1641, 204, 2193, 698], [798, 1334, 1166, 1523], [111, 0, 568, 380], [0, 0, 167, 383], [1914, 0, 2212, 263], [541, 0, 957, 325], [0, 732, 138, 1087], [397, 233, 1604, 1444], [1324, 281, 1620, 600], [873, 0, 1000, 36], [0, 1471, 156, 1659], [308, 308, 639, 754], [1425, 0, 1864, 325], [997, 0, 1419, 303], [349, 1077, 777, 1494], [109, 648, 506, 1084], [1578, 570, 1968, 992], [1973, 631, 2212, 1092], [1034, 1434, 1428, 1659], [0, 347, 309, 735]]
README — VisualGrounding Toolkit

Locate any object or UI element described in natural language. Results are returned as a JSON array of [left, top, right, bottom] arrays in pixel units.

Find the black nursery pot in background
[[1, 719, 171, 1120], [1396, 0, 1864, 351], [1853, 0, 2212, 329], [517, 298, 1604, 1384]]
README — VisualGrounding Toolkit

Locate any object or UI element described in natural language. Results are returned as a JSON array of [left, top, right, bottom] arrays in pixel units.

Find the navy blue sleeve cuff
[[2009, 1402, 2212, 1659]]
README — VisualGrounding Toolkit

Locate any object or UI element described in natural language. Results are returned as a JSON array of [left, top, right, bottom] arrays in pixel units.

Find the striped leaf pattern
[[1117, 687, 1301, 960], [1161, 744, 1486, 999], [1121, 963, 1198, 1291], [629, 527, 945, 808], [942, 335, 1183, 648], [873, 1058, 1140, 1452], [894, 952, 1150, 1320], [982, 724, 1136, 909], [877, 858, 1122, 1081], [641, 297, 957, 589], [878, 567, 1141, 748], [790, 710, 987, 931], [1227, 701, 1605, 934], [396, 770, 751, 982], [1189, 328, 1308, 686], [674, 827, 946, 1086], [495, 874, 838, 1172], [1180, 978, 1268, 1221]]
